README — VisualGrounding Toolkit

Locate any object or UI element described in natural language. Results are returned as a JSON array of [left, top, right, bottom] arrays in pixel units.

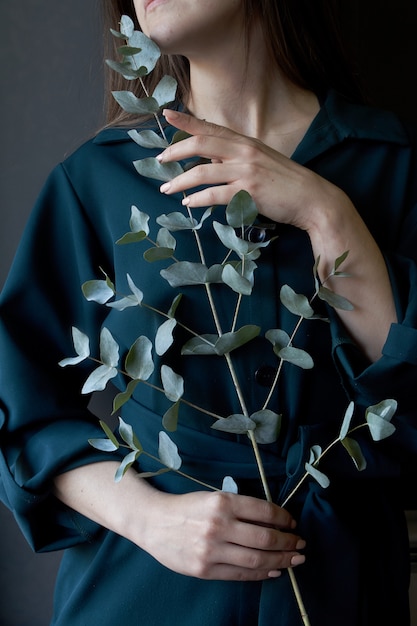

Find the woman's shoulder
[[61, 118, 169, 183], [324, 89, 416, 147]]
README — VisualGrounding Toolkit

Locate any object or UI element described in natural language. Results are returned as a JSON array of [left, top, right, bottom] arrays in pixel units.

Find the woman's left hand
[[157, 109, 397, 363], [157, 109, 337, 232]]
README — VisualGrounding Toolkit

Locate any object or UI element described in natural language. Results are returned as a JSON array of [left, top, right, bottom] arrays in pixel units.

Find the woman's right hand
[[139, 489, 306, 581], [54, 462, 305, 581]]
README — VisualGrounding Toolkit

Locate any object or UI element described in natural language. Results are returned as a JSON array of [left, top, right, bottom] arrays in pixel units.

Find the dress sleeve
[[0, 164, 123, 552], [329, 201, 417, 461]]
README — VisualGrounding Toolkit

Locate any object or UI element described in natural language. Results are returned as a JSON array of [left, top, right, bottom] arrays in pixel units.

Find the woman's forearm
[[53, 462, 156, 546], [307, 185, 397, 363]]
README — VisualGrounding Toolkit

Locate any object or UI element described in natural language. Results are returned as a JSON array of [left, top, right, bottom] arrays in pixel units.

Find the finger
[[201, 562, 282, 581], [157, 133, 235, 165], [163, 109, 235, 140], [210, 542, 305, 577], [231, 495, 297, 530], [225, 519, 306, 554], [160, 161, 238, 194]]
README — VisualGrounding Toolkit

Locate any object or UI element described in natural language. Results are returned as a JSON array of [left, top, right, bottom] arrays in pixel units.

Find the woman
[[1, 0, 416, 624]]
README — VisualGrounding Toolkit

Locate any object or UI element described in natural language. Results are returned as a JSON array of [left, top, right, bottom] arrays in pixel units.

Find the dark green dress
[[1, 91, 417, 625]]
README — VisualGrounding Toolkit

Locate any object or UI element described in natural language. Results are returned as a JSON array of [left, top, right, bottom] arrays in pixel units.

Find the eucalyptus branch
[[65, 19, 399, 626], [262, 253, 352, 411], [280, 424, 368, 509], [139, 76, 168, 142]]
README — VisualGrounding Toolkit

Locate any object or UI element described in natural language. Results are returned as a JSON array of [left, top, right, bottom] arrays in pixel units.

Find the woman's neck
[[184, 23, 320, 152]]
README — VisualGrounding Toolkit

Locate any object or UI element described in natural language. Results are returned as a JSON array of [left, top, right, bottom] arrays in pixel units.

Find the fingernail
[[163, 109, 180, 120], [160, 182, 171, 193], [291, 554, 306, 567], [182, 197, 190, 206], [296, 539, 306, 550], [268, 570, 282, 579], [155, 153, 163, 162]]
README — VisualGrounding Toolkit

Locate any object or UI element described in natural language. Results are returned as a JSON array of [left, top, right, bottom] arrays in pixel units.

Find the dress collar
[[292, 89, 411, 164]]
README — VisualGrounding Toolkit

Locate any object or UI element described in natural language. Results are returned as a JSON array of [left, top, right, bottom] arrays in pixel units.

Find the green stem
[[247, 430, 272, 501]]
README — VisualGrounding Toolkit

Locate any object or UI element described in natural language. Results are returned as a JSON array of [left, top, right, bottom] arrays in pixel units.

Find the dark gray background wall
[[1, 1, 417, 625]]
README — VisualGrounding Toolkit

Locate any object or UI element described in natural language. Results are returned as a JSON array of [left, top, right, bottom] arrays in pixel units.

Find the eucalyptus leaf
[[213, 221, 248, 255], [333, 250, 350, 273], [116, 231, 148, 245], [265, 328, 291, 352], [88, 437, 119, 452], [206, 264, 225, 283], [232, 259, 258, 284], [108, 273, 144, 310], [158, 431, 182, 470], [152, 75, 178, 107], [125, 336, 154, 380], [308, 445, 322, 464], [305, 462, 330, 488], [366, 398, 397, 422], [278, 346, 314, 369], [120, 14, 135, 38], [110, 28, 127, 40], [221, 264, 253, 296], [127, 273, 144, 303], [99, 419, 119, 443], [339, 401, 355, 440], [341, 436, 367, 471], [82, 279, 115, 304], [114, 450, 141, 482], [99, 327, 120, 367], [167, 293, 183, 318], [222, 476, 238, 494], [160, 262, 208, 287], [318, 286, 354, 311], [126, 29, 161, 74], [81, 364, 118, 394], [112, 91, 160, 115], [366, 414, 396, 441], [106, 295, 139, 310], [161, 365, 184, 402], [128, 129, 169, 149], [59, 327, 90, 367], [118, 416, 142, 450], [313, 255, 320, 292], [181, 335, 218, 355], [134, 158, 184, 182], [157, 227, 176, 250], [116, 206, 150, 244], [105, 59, 141, 80], [162, 400, 180, 432], [155, 318, 177, 356], [156, 212, 197, 231], [171, 130, 191, 144], [112, 379, 139, 413], [226, 190, 258, 228], [211, 414, 256, 435], [130, 205, 150, 234], [117, 45, 143, 56], [197, 207, 215, 229], [251, 410, 281, 444], [215, 325, 260, 355], [280, 284, 315, 318], [144, 247, 175, 262]]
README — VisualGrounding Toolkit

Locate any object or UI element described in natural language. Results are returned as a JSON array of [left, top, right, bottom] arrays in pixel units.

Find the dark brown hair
[[101, 0, 364, 126]]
